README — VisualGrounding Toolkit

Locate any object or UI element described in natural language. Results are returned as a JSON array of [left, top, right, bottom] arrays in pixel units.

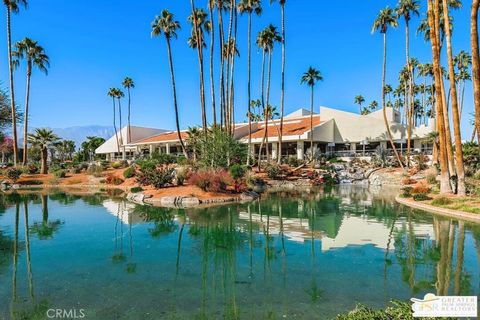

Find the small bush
[[106, 175, 124, 186], [111, 161, 124, 169], [400, 186, 413, 198], [136, 168, 174, 189], [6, 168, 22, 183], [87, 164, 103, 177], [188, 170, 233, 193], [229, 164, 246, 180], [53, 170, 66, 178], [135, 159, 157, 172], [70, 166, 82, 174], [123, 166, 136, 179], [151, 152, 176, 165], [426, 173, 437, 184], [412, 184, 430, 195], [266, 164, 282, 180], [413, 193, 432, 201], [431, 197, 453, 206], [286, 157, 303, 168], [130, 187, 144, 193], [176, 168, 187, 186]]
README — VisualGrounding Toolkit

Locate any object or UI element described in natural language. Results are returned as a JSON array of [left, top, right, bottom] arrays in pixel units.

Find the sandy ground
[[9, 168, 236, 201]]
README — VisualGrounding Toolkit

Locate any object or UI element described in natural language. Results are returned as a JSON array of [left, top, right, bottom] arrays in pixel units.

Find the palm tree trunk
[[127, 87, 132, 144], [166, 38, 187, 157], [41, 147, 48, 174], [405, 20, 413, 167], [257, 50, 266, 168], [118, 98, 123, 147], [278, 4, 286, 165], [218, 5, 226, 131], [310, 85, 314, 162], [440, 76, 455, 176], [112, 97, 120, 155], [382, 33, 404, 169], [6, 7, 18, 166], [428, 0, 452, 194], [442, 0, 466, 195], [246, 11, 252, 165], [265, 51, 273, 162], [190, 0, 207, 134], [471, 124, 477, 142], [208, 0, 217, 127], [22, 61, 32, 166], [454, 221, 465, 295], [472, 0, 480, 143]]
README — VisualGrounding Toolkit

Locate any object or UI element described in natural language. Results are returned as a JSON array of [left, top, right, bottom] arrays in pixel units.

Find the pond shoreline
[[395, 196, 480, 224]]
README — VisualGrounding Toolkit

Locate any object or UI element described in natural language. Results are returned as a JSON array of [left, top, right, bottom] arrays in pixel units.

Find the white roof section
[[285, 108, 317, 118], [95, 126, 169, 154]]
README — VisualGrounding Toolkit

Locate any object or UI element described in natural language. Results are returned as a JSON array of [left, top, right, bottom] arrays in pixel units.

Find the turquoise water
[[0, 187, 478, 319]]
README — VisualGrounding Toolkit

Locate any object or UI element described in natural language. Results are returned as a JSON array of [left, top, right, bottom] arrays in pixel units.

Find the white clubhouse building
[[95, 107, 435, 161]]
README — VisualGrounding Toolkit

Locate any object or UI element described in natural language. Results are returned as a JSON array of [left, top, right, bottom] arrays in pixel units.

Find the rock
[[241, 191, 260, 202], [160, 196, 177, 206], [127, 193, 146, 204], [181, 197, 200, 207], [0, 180, 10, 191], [159, 196, 200, 207], [11, 184, 20, 190]]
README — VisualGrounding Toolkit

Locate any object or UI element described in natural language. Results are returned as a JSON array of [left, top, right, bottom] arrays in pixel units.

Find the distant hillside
[[19, 125, 114, 148]]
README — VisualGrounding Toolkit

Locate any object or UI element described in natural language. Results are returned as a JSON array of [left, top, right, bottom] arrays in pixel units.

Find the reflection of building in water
[[238, 212, 324, 243], [102, 200, 143, 225]]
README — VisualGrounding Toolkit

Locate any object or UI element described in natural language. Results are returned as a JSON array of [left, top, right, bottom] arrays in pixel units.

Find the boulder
[[181, 197, 200, 207], [241, 191, 260, 202], [127, 193, 146, 204]]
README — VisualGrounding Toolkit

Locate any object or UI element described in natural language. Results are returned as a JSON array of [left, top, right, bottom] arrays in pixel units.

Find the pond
[[0, 187, 478, 319]]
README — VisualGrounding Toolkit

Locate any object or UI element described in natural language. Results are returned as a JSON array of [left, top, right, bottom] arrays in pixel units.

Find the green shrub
[[286, 157, 303, 168], [5, 168, 22, 183], [151, 152, 176, 165], [401, 186, 413, 198], [136, 168, 174, 189], [123, 166, 136, 179], [111, 161, 124, 169], [135, 159, 157, 172], [27, 164, 39, 174], [130, 187, 144, 193], [266, 164, 282, 180], [426, 173, 437, 184], [413, 193, 432, 201], [431, 197, 453, 206], [229, 164, 246, 180], [53, 170, 66, 178], [87, 164, 103, 177]]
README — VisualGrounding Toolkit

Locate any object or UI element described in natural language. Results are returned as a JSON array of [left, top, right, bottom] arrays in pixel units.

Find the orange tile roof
[[245, 115, 322, 139], [135, 131, 189, 144]]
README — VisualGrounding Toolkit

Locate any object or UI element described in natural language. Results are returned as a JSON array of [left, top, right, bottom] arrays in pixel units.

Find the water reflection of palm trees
[[30, 195, 63, 240]]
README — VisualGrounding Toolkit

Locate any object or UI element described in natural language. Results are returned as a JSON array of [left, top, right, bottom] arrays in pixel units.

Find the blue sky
[[0, 0, 475, 137]]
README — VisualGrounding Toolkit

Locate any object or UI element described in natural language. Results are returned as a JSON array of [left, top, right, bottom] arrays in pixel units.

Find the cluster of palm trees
[[370, 0, 480, 196], [150, 0, 298, 164], [106, 77, 135, 155], [3, 0, 51, 167]]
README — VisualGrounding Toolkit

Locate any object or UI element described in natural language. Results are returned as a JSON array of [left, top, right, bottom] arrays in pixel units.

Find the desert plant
[[413, 193, 432, 201], [229, 164, 246, 180], [53, 170, 66, 178], [123, 166, 136, 179], [5, 168, 22, 183], [130, 187, 143, 193], [266, 164, 282, 180], [175, 167, 187, 186], [426, 173, 437, 184], [400, 186, 413, 198], [151, 152, 176, 165], [412, 184, 430, 195], [136, 168, 174, 189], [87, 164, 103, 177], [188, 169, 233, 193]]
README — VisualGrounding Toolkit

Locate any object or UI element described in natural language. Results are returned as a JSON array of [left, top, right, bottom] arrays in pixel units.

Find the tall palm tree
[[114, 88, 125, 148], [301, 67, 323, 162], [188, 6, 209, 134], [396, 0, 420, 167], [107, 88, 120, 154], [12, 37, 49, 166], [122, 77, 135, 144], [271, 0, 286, 164], [256, 25, 281, 165], [27, 128, 59, 174], [151, 9, 187, 157], [207, 0, 217, 126], [441, 0, 466, 195], [472, 0, 480, 143], [215, 0, 228, 130], [427, 0, 452, 194], [4, 0, 27, 166], [354, 95, 365, 114], [372, 7, 404, 169], [238, 0, 262, 165]]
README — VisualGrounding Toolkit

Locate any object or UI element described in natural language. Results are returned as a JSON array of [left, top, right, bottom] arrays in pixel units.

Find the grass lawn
[[429, 196, 480, 214]]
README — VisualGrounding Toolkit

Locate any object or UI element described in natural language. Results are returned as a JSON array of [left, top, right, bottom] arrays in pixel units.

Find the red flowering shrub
[[402, 177, 416, 185], [412, 184, 430, 195]]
